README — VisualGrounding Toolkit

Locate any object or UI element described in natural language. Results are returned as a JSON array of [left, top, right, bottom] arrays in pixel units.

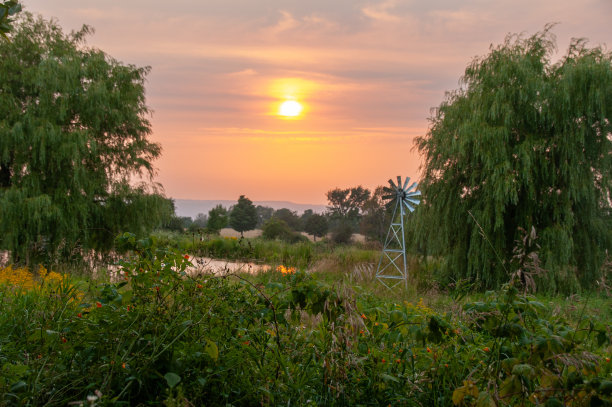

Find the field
[[0, 233, 610, 406]]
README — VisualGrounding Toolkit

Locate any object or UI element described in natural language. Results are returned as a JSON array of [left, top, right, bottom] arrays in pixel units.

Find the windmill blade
[[402, 177, 410, 191], [396, 176, 402, 190], [382, 186, 394, 194], [404, 201, 415, 213], [385, 200, 395, 209], [406, 181, 418, 192], [388, 178, 397, 190], [382, 194, 396, 200], [405, 198, 420, 206], [406, 190, 421, 197]]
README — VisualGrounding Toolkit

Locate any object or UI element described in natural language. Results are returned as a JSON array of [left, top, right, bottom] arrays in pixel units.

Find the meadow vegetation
[[0, 234, 610, 405]]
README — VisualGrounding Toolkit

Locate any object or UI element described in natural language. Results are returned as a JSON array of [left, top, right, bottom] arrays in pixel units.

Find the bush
[[331, 222, 353, 244], [262, 218, 307, 243]]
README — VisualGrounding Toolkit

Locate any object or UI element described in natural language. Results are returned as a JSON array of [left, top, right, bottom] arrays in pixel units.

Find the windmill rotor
[[376, 175, 421, 289], [381, 176, 421, 212]]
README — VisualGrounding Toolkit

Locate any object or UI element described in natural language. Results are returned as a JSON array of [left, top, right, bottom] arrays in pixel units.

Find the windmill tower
[[376, 176, 420, 289]]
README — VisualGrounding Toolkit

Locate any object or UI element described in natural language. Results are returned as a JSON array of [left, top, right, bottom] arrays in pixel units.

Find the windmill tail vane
[[376, 175, 420, 289]]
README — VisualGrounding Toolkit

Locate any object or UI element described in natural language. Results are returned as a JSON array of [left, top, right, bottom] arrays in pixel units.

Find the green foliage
[[360, 186, 388, 242], [163, 216, 187, 232], [150, 231, 377, 271], [229, 195, 258, 236], [191, 213, 207, 229], [206, 204, 228, 233], [255, 205, 274, 227], [303, 213, 329, 241], [414, 27, 612, 290], [0, 0, 20, 39], [272, 208, 301, 231], [262, 218, 294, 240], [0, 14, 172, 263], [326, 186, 370, 229], [331, 221, 354, 244], [1, 241, 610, 405]]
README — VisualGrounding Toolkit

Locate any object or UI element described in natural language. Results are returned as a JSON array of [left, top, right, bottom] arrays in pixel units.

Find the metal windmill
[[376, 176, 421, 289]]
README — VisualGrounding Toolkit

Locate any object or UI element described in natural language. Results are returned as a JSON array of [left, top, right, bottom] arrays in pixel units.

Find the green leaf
[[499, 376, 521, 399], [390, 310, 405, 323], [164, 372, 181, 389], [511, 363, 535, 379], [452, 381, 479, 405], [10, 381, 27, 393], [380, 373, 399, 383], [204, 340, 218, 362], [475, 392, 496, 407]]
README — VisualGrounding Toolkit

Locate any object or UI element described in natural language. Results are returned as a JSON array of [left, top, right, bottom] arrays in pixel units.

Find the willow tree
[[414, 27, 612, 290], [0, 14, 173, 264], [0, 1, 20, 39]]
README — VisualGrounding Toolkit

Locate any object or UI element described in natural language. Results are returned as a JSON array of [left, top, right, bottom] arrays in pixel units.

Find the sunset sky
[[22, 0, 612, 205]]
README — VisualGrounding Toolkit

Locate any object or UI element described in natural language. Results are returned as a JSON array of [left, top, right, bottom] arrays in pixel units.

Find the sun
[[278, 100, 303, 117]]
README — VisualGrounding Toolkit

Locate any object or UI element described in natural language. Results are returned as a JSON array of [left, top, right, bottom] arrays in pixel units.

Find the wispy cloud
[[362, 0, 401, 22]]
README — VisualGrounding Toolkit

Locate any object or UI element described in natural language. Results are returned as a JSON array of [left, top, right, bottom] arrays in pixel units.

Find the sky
[[21, 0, 612, 205]]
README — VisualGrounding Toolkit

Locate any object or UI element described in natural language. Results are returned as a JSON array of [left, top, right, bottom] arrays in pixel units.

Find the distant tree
[[360, 186, 388, 242], [300, 209, 314, 226], [326, 186, 370, 229], [303, 214, 328, 241], [229, 195, 257, 237], [273, 208, 301, 231], [255, 205, 274, 227], [188, 213, 206, 233], [413, 27, 612, 289], [164, 216, 185, 233], [192, 213, 208, 228], [206, 205, 228, 234], [0, 14, 172, 263], [0, 1, 20, 40], [262, 218, 292, 240], [262, 218, 307, 243], [174, 216, 190, 229]]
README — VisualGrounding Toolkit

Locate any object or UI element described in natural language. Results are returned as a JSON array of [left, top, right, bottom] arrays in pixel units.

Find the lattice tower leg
[[376, 198, 408, 289]]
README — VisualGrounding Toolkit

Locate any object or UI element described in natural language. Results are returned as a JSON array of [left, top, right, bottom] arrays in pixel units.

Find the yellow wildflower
[[275, 265, 296, 275]]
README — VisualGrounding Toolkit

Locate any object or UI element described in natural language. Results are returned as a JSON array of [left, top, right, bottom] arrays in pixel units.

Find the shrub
[[331, 222, 353, 244], [262, 218, 307, 244]]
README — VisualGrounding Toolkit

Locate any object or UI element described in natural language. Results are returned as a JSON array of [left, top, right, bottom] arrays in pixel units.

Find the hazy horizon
[[173, 198, 328, 219], [20, 0, 612, 205]]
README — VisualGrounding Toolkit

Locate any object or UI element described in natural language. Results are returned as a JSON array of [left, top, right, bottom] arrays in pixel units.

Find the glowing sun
[[278, 100, 303, 117]]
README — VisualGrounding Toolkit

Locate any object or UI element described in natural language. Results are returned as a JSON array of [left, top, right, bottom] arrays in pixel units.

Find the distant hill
[[173, 199, 327, 219]]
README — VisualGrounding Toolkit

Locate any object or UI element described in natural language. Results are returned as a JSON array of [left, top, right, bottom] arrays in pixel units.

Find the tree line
[[162, 185, 391, 244]]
